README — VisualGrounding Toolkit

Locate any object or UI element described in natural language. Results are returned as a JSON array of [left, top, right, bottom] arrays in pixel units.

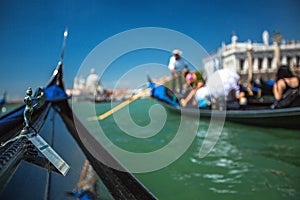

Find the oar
[[87, 74, 173, 121], [87, 88, 151, 121]]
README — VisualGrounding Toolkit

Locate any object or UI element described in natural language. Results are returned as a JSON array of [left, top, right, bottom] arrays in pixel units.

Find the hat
[[172, 49, 182, 55]]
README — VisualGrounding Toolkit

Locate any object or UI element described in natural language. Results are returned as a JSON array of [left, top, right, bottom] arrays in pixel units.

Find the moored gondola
[[0, 29, 157, 199], [151, 84, 300, 130]]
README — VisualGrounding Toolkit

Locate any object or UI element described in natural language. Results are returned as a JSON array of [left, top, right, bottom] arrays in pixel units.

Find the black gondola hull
[[160, 101, 300, 130]]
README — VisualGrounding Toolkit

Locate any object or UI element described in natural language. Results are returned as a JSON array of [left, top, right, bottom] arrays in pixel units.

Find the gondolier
[[168, 49, 189, 94]]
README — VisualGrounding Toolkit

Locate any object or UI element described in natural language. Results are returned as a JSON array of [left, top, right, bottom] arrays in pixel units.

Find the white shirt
[[168, 56, 188, 72], [195, 86, 210, 100], [206, 69, 240, 98]]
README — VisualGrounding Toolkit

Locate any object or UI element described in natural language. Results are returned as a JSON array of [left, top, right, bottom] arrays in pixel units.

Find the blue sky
[[0, 0, 299, 99]]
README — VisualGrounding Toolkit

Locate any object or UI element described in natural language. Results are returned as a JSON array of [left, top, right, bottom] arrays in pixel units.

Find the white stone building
[[203, 31, 300, 82]]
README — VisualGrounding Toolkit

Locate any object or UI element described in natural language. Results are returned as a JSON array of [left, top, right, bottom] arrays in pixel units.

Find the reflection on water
[[187, 129, 252, 195], [173, 123, 300, 199]]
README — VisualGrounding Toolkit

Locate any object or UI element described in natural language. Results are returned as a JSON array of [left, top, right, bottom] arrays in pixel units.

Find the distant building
[[203, 31, 300, 82], [86, 68, 101, 95], [67, 68, 110, 102]]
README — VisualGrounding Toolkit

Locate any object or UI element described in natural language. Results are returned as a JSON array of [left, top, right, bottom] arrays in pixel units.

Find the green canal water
[[73, 98, 300, 200]]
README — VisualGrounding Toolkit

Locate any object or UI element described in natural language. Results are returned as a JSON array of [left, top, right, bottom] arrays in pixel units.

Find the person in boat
[[237, 81, 249, 107], [168, 49, 189, 94], [195, 84, 213, 109], [291, 64, 300, 78], [181, 69, 247, 109], [271, 65, 300, 108], [180, 72, 206, 107], [225, 80, 248, 109], [256, 77, 274, 96], [184, 72, 214, 109], [206, 69, 247, 110], [185, 72, 200, 88]]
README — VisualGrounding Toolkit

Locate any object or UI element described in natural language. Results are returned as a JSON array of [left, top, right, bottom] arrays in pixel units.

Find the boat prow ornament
[[21, 87, 45, 135], [1, 87, 70, 176], [21, 87, 70, 175]]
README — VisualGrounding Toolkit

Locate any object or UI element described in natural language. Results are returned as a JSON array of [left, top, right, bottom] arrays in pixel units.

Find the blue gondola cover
[[44, 85, 68, 102], [151, 85, 180, 107]]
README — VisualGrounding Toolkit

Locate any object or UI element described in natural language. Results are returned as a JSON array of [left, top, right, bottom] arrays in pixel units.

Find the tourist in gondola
[[291, 64, 300, 78], [204, 68, 248, 110], [236, 80, 248, 108], [224, 80, 248, 110], [180, 72, 206, 107], [272, 65, 300, 108], [195, 84, 213, 109], [168, 49, 189, 95]]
